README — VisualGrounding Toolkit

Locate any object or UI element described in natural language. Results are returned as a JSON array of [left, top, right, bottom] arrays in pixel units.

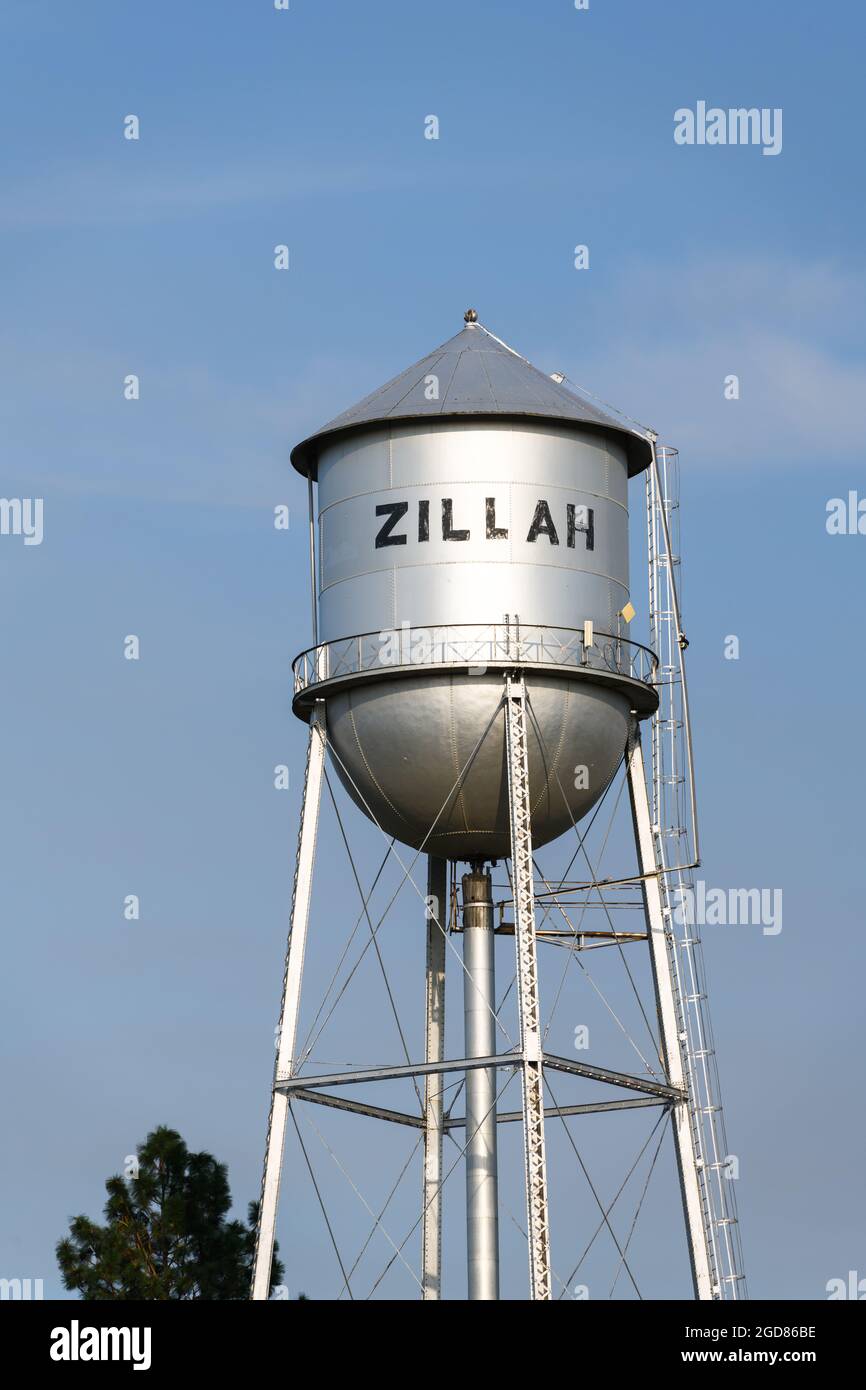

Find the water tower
[[251, 314, 746, 1300]]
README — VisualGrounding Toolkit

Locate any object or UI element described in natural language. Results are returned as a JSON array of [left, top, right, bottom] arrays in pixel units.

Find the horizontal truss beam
[[276, 1054, 681, 1101], [542, 1052, 681, 1099], [276, 1055, 507, 1093], [291, 1089, 426, 1128], [290, 1090, 670, 1129], [491, 926, 647, 944], [448, 1096, 668, 1128]]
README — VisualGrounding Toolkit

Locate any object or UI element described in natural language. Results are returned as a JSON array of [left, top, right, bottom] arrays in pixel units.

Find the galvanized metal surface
[[462, 869, 500, 1300], [422, 856, 447, 1300], [323, 670, 631, 859], [251, 703, 327, 1300], [504, 675, 552, 1300], [291, 320, 652, 477], [301, 400, 646, 857], [292, 622, 659, 713], [314, 419, 631, 641], [277, 1053, 681, 1099], [626, 725, 714, 1300]]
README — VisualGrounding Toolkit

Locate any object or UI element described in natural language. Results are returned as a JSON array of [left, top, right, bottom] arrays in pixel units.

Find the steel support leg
[[626, 723, 715, 1299], [251, 703, 327, 1300], [504, 674, 552, 1301], [462, 866, 500, 1300], [422, 855, 447, 1299]]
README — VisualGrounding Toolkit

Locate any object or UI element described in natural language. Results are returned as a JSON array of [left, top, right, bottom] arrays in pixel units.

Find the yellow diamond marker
[[620, 602, 636, 624]]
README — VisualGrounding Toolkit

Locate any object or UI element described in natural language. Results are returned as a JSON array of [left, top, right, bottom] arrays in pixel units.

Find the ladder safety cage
[[646, 441, 747, 1300]]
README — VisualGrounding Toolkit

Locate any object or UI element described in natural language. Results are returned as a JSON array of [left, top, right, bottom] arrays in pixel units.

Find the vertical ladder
[[647, 444, 747, 1300]]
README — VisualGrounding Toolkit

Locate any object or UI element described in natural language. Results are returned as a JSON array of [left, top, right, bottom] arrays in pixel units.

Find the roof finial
[[464, 308, 478, 324]]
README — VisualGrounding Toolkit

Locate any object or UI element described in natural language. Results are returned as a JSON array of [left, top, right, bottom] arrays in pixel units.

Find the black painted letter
[[486, 498, 508, 540], [566, 503, 594, 551], [375, 501, 408, 547], [526, 499, 559, 545], [442, 499, 470, 541]]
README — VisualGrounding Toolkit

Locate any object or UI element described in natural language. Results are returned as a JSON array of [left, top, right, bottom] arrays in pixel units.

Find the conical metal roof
[[290, 315, 653, 477]]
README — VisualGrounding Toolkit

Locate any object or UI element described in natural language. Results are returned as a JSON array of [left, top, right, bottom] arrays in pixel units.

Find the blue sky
[[1, 0, 864, 1300]]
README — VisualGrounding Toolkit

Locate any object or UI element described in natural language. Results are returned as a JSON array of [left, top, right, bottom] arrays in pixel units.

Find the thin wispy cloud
[[0, 148, 626, 230], [547, 258, 866, 465], [0, 337, 364, 507], [0, 161, 423, 229]]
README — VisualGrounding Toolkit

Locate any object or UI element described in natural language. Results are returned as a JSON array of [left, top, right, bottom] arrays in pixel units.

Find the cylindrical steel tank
[[316, 419, 628, 638], [291, 316, 657, 860]]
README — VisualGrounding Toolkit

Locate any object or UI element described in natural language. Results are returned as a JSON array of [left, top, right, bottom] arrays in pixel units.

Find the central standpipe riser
[[462, 868, 500, 1300]]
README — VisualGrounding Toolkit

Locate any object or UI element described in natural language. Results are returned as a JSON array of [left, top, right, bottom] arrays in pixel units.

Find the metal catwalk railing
[[293, 621, 658, 696], [647, 443, 747, 1299]]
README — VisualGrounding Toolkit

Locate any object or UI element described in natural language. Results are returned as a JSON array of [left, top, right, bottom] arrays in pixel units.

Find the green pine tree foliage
[[56, 1126, 285, 1300]]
